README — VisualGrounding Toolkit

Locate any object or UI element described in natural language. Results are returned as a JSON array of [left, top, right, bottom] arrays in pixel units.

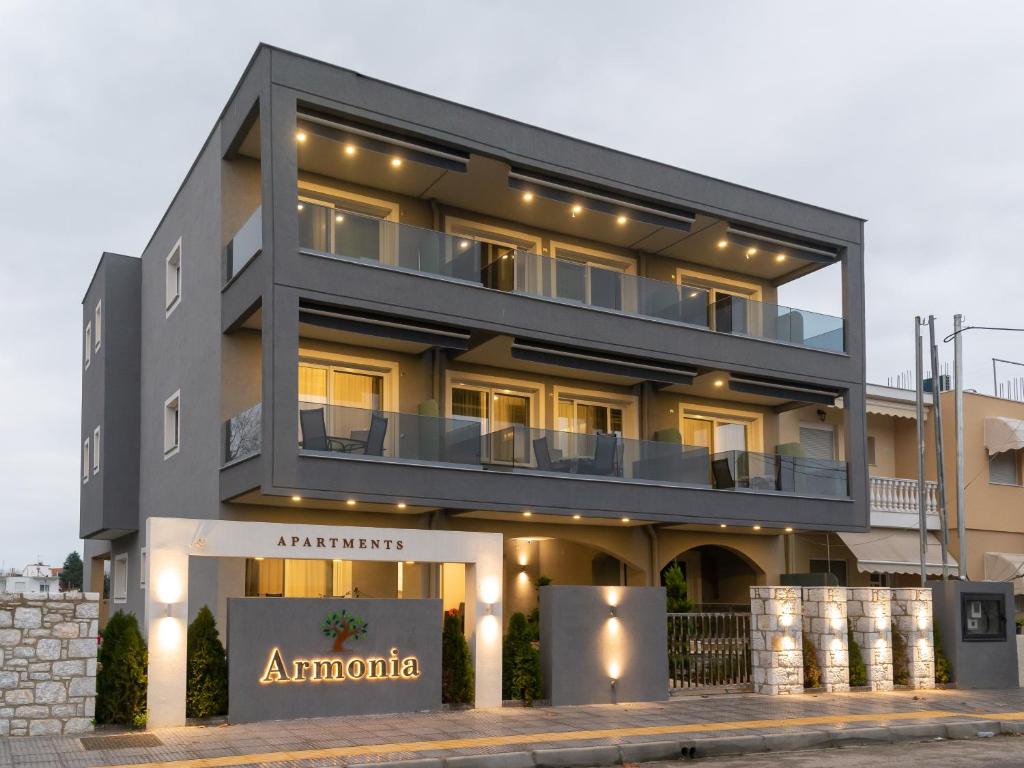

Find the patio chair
[[299, 407, 349, 452], [533, 437, 572, 472], [579, 432, 618, 477], [363, 412, 388, 456], [711, 458, 736, 489]]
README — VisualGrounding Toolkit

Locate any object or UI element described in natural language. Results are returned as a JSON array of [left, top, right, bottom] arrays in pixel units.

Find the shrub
[[186, 606, 228, 718], [934, 624, 951, 684], [802, 636, 821, 689], [663, 562, 692, 613], [96, 611, 148, 726], [891, 622, 910, 686], [847, 620, 867, 687], [503, 612, 541, 704], [441, 610, 474, 705]]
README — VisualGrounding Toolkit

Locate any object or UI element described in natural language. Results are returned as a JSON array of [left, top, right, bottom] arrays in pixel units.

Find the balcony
[[284, 402, 848, 498], [869, 476, 939, 529], [296, 203, 845, 353]]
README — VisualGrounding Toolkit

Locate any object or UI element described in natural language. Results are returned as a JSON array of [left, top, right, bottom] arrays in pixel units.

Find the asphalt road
[[639, 735, 1024, 766]]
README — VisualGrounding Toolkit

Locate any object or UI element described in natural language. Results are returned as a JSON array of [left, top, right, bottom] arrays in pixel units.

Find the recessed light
[[689, 291, 699, 299], [390, 157, 403, 168], [291, 495, 302, 502], [746, 248, 757, 258], [785, 527, 794, 532], [335, 214, 344, 223], [346, 499, 356, 506], [522, 192, 534, 202], [776, 253, 787, 262], [344, 144, 356, 156], [459, 240, 469, 249], [572, 514, 581, 520], [254, 556, 265, 561], [297, 203, 304, 211], [717, 239, 728, 249], [523, 511, 532, 517], [397, 502, 407, 509], [753, 525, 762, 530], [621, 517, 630, 523], [714, 379, 725, 387], [719, 523, 727, 528], [616, 215, 627, 225], [405, 560, 415, 565], [571, 204, 583, 217], [295, 131, 307, 143]]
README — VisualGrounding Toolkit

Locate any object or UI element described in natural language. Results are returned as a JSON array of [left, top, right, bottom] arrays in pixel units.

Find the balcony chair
[[533, 436, 572, 473], [578, 432, 619, 477], [711, 458, 736, 489], [299, 407, 351, 452]]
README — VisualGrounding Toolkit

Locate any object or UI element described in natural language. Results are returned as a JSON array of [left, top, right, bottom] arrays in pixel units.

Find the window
[[297, 185, 398, 264], [867, 435, 877, 467], [452, 383, 533, 463], [869, 572, 891, 587], [165, 239, 182, 313], [39, 584, 50, 594], [82, 438, 90, 483], [809, 558, 847, 587], [112, 554, 128, 603], [94, 301, 102, 351], [550, 242, 636, 310], [164, 391, 180, 456], [558, 398, 624, 436], [800, 424, 836, 461], [92, 426, 101, 474], [990, 450, 1021, 486], [84, 322, 92, 369]]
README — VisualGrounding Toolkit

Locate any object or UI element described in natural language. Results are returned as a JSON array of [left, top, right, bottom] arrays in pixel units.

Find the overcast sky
[[1, 1, 1022, 568]]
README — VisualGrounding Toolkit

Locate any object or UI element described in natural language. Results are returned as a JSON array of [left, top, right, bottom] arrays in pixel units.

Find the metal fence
[[668, 612, 752, 690]]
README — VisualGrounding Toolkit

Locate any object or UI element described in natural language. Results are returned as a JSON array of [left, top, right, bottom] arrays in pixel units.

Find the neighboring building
[[2, 564, 62, 594], [80, 44, 868, 629]]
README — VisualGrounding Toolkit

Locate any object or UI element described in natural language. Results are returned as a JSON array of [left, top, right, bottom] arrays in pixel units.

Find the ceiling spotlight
[[753, 525, 762, 531], [335, 214, 345, 223], [746, 248, 757, 258], [297, 203, 304, 211], [346, 499, 356, 506], [616, 215, 627, 225], [344, 144, 357, 156], [689, 291, 699, 299], [714, 379, 725, 387], [573, 514, 582, 520], [522, 192, 534, 202], [390, 157, 403, 168], [291, 495, 302, 502], [397, 502, 407, 509], [523, 511, 532, 517], [571, 204, 583, 217], [776, 253, 787, 262], [719, 523, 727, 528], [717, 239, 728, 249], [785, 527, 794, 532], [295, 131, 307, 143], [459, 240, 470, 249], [621, 517, 631, 523]]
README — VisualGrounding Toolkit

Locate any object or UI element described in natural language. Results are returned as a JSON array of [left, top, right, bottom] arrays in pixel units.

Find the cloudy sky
[[1, 1, 1022, 568]]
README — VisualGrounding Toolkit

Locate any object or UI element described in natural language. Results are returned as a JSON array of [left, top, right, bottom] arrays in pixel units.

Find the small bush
[[802, 636, 822, 688], [891, 622, 910, 686], [186, 606, 228, 718], [847, 620, 867, 687], [934, 624, 951, 684], [663, 562, 692, 613], [96, 611, 148, 726], [503, 612, 541, 704], [442, 610, 474, 705]]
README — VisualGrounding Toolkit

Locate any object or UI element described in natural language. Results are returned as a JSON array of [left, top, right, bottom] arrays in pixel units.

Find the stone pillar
[[891, 588, 935, 690], [847, 587, 893, 691], [750, 586, 803, 695], [801, 587, 850, 692]]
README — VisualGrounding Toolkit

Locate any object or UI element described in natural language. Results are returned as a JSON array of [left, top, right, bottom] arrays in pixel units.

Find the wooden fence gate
[[668, 612, 752, 690]]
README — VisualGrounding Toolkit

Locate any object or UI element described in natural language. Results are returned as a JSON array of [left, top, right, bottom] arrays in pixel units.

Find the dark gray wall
[[227, 597, 441, 722], [931, 581, 1018, 689], [539, 585, 668, 706]]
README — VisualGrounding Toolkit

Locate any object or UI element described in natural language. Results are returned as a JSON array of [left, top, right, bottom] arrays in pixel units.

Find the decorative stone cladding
[[749, 587, 803, 695], [846, 587, 894, 691], [801, 587, 850, 692], [891, 588, 935, 690], [0, 592, 98, 736]]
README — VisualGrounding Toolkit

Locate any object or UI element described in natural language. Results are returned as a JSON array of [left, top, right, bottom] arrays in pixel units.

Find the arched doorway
[[664, 544, 765, 612]]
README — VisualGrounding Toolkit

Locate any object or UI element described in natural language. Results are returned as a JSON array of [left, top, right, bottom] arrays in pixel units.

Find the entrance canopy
[[985, 552, 1024, 595], [838, 530, 959, 576]]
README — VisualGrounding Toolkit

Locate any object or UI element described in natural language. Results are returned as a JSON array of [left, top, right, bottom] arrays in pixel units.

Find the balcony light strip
[[727, 227, 837, 259], [508, 172, 696, 226], [301, 308, 470, 340], [298, 113, 469, 165], [728, 375, 839, 399], [512, 342, 697, 378]]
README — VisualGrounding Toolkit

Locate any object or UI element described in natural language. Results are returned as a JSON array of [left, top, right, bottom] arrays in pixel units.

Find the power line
[[943, 325, 1024, 343]]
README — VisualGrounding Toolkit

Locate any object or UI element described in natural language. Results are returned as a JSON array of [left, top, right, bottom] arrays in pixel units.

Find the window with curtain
[[683, 415, 748, 453], [245, 558, 333, 597], [452, 385, 531, 462]]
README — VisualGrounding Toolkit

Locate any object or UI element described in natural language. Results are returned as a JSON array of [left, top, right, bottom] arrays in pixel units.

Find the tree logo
[[321, 609, 368, 652]]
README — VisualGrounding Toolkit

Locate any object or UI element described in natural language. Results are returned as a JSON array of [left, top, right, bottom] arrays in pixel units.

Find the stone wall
[[847, 587, 894, 692], [801, 587, 850, 692], [891, 588, 935, 690], [750, 587, 803, 695], [0, 592, 99, 736]]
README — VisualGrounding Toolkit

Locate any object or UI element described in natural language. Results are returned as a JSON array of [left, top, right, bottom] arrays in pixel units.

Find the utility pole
[[954, 314, 967, 579], [929, 316, 950, 580], [915, 317, 928, 586]]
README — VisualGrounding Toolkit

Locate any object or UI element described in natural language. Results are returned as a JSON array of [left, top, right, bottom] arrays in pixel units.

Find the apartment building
[[79, 45, 867, 629]]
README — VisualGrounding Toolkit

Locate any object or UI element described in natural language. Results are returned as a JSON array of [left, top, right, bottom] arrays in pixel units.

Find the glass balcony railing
[[224, 403, 261, 463], [297, 200, 845, 352], [710, 450, 848, 497], [225, 207, 262, 282]]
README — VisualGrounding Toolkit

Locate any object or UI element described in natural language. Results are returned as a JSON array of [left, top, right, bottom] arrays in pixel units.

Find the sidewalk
[[5, 689, 1024, 768]]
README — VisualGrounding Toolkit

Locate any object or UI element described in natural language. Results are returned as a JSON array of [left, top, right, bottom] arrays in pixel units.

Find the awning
[[838, 530, 959, 577], [867, 401, 924, 420], [985, 417, 1024, 455], [984, 552, 1024, 595]]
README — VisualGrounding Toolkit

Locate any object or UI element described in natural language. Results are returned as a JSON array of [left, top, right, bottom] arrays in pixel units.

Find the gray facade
[[930, 581, 1018, 689], [80, 44, 868, 628]]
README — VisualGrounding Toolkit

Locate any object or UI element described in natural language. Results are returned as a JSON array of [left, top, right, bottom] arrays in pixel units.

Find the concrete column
[[750, 586, 803, 695], [801, 587, 850, 692], [891, 587, 935, 690], [847, 587, 894, 691]]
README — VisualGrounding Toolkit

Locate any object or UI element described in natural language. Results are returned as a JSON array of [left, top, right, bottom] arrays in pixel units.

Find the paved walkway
[[5, 689, 1024, 768]]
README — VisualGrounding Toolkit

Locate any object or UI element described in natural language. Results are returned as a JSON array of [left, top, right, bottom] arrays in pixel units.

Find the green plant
[[663, 562, 692, 613], [60, 551, 83, 592], [131, 712, 147, 730], [802, 636, 821, 689], [525, 576, 552, 642], [441, 610, 474, 705], [503, 612, 541, 704], [934, 624, 951, 684], [186, 606, 228, 718], [891, 622, 910, 686], [847, 620, 867, 687], [96, 611, 148, 726]]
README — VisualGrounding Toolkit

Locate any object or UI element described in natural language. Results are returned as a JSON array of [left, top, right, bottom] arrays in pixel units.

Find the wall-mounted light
[[390, 157, 403, 168], [522, 192, 534, 203], [609, 605, 617, 618], [571, 205, 583, 218], [616, 215, 627, 226], [295, 131, 307, 143], [343, 144, 357, 156], [776, 253, 787, 262], [717, 239, 728, 249], [746, 248, 757, 259], [713, 379, 725, 388]]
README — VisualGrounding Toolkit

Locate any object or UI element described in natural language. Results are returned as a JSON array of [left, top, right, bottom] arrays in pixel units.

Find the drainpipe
[[644, 525, 659, 587]]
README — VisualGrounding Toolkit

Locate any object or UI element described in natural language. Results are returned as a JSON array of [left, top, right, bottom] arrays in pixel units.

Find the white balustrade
[[869, 476, 938, 515]]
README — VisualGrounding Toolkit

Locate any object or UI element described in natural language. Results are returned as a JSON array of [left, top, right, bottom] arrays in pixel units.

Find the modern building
[[80, 44, 867, 632], [2, 564, 62, 595]]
